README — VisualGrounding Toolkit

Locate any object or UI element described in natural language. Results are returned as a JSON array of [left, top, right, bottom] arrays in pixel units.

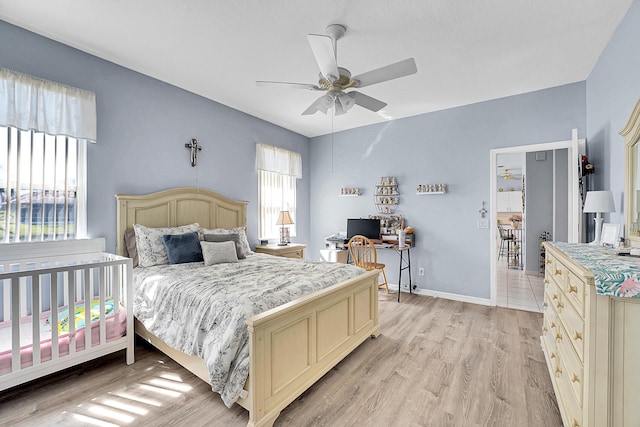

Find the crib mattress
[[0, 309, 127, 374]]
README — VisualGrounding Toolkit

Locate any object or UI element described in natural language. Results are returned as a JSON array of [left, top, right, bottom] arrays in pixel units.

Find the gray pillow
[[203, 233, 246, 259], [124, 229, 139, 267], [201, 241, 239, 266], [162, 232, 203, 264]]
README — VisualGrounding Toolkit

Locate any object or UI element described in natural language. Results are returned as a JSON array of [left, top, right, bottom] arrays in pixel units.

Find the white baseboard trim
[[390, 284, 492, 307]]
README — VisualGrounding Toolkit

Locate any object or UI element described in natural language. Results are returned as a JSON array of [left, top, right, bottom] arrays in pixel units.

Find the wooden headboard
[[114, 187, 248, 256]]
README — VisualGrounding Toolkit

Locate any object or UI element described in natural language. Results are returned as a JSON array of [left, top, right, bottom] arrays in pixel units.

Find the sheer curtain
[[256, 143, 302, 240], [0, 68, 95, 242], [0, 67, 97, 141]]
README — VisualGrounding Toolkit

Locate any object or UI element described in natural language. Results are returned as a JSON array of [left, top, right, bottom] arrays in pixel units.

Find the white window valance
[[256, 142, 302, 178], [0, 67, 97, 142]]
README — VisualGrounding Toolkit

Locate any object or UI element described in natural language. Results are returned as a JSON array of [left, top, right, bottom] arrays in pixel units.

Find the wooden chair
[[348, 235, 389, 293]]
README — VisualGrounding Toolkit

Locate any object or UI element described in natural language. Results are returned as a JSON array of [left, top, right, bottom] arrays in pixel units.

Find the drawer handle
[[555, 332, 563, 341], [555, 366, 562, 377], [571, 419, 581, 427], [550, 352, 556, 359], [571, 373, 580, 383], [556, 301, 564, 311], [544, 278, 549, 284], [543, 302, 548, 310], [550, 321, 556, 328], [573, 331, 583, 341], [568, 284, 578, 294], [555, 268, 562, 275], [546, 258, 552, 264], [552, 293, 558, 300], [542, 326, 548, 332]]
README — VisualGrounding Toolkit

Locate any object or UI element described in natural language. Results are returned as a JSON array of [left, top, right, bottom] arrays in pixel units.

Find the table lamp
[[583, 190, 615, 245], [276, 210, 294, 246]]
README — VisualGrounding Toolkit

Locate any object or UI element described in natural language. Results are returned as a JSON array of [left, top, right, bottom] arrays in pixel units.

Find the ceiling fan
[[256, 24, 417, 116]]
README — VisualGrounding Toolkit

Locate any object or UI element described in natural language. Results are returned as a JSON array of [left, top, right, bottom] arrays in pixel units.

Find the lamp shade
[[275, 210, 294, 225], [583, 191, 615, 213]]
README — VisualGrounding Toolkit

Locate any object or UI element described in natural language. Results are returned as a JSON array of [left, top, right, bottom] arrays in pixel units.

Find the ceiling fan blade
[[302, 93, 335, 115], [352, 58, 417, 88], [256, 81, 321, 90], [307, 34, 339, 81], [351, 91, 387, 112]]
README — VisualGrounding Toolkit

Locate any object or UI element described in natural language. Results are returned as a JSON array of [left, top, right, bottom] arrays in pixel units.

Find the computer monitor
[[346, 218, 381, 240]]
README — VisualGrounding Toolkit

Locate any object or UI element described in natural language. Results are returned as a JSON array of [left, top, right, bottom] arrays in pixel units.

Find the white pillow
[[199, 226, 253, 257], [201, 241, 239, 266], [133, 223, 199, 267]]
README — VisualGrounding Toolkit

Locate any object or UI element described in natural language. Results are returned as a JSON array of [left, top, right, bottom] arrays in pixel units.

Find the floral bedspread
[[132, 253, 365, 407], [551, 242, 640, 298]]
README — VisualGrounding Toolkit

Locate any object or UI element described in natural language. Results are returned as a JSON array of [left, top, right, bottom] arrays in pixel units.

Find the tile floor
[[496, 256, 545, 312]]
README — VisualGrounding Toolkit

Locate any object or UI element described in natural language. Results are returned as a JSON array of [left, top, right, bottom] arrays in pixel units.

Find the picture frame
[[601, 223, 621, 247]]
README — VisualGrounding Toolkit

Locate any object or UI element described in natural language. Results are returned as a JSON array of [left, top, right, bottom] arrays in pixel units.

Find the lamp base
[[589, 215, 604, 245]]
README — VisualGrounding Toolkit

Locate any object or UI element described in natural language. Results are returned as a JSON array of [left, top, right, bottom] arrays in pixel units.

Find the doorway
[[489, 134, 584, 310]]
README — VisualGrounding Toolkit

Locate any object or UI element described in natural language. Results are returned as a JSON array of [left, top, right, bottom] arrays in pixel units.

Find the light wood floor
[[0, 293, 561, 427]]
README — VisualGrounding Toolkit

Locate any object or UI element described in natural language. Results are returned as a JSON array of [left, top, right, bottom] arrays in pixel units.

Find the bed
[[0, 238, 134, 392], [115, 187, 380, 427]]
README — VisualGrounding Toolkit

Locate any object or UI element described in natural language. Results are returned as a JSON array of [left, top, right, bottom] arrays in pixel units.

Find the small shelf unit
[[375, 177, 399, 214]]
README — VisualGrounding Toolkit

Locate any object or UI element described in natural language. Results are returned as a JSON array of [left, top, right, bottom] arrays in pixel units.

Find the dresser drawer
[[557, 294, 585, 363], [556, 320, 584, 408], [565, 270, 586, 317], [556, 346, 584, 427]]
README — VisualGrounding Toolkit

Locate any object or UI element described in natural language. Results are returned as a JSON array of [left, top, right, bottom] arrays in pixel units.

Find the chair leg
[[379, 269, 389, 294]]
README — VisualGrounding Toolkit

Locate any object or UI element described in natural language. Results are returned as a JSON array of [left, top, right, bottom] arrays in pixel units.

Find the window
[[0, 67, 96, 243], [256, 143, 302, 240], [0, 126, 86, 242]]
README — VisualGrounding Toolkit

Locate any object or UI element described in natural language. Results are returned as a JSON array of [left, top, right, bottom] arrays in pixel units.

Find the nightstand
[[255, 243, 306, 259]]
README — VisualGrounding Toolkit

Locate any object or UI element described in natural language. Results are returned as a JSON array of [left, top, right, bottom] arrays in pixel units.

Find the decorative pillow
[[203, 233, 246, 260], [199, 226, 253, 257], [201, 241, 239, 266], [162, 232, 203, 264], [133, 223, 199, 267], [124, 229, 139, 268]]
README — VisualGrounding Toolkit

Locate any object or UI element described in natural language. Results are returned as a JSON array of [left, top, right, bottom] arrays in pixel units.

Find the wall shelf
[[416, 183, 447, 195], [340, 187, 361, 196], [375, 177, 399, 214]]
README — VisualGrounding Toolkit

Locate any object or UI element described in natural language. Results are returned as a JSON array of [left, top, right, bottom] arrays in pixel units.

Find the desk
[[323, 244, 413, 302], [393, 246, 412, 302]]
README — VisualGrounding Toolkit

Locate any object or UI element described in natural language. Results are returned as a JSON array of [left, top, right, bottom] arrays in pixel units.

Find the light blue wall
[[0, 20, 311, 253], [310, 85, 586, 299], [586, 0, 640, 231]]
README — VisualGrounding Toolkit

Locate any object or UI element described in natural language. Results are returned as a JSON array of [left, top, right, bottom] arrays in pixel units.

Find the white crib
[[0, 238, 133, 391]]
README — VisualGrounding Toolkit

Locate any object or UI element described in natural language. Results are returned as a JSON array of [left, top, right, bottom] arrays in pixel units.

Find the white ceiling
[[0, 1, 633, 138]]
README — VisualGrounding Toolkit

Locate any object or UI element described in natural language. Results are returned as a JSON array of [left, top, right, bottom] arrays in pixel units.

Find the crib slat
[[84, 268, 91, 351], [11, 277, 20, 373], [51, 272, 58, 360], [99, 265, 106, 345], [67, 270, 75, 355], [31, 274, 40, 366]]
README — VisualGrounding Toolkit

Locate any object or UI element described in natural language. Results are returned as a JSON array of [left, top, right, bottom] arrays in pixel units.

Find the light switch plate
[[477, 219, 489, 229]]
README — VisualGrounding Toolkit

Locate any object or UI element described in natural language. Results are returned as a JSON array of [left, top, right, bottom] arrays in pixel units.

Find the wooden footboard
[[243, 269, 380, 427]]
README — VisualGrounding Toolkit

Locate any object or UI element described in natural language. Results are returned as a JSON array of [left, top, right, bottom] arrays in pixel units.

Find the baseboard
[[389, 284, 492, 307]]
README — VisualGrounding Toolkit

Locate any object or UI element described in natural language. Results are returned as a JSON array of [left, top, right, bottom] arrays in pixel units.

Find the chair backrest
[[348, 235, 378, 270], [497, 224, 510, 239]]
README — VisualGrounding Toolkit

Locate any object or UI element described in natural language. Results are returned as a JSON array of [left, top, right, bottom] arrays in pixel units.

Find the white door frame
[[489, 133, 583, 306]]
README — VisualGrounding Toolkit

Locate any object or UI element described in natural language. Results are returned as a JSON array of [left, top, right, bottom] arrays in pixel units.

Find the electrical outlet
[[418, 268, 425, 276]]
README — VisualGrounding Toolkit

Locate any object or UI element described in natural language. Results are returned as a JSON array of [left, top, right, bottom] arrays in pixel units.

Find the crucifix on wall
[[185, 138, 202, 167]]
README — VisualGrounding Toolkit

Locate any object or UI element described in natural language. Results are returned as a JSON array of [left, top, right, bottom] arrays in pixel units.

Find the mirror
[[622, 97, 640, 246]]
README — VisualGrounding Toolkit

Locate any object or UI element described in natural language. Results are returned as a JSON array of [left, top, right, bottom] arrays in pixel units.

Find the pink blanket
[[0, 310, 127, 374]]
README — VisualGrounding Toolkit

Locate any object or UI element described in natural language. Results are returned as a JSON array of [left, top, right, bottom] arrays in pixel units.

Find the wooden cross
[[185, 138, 202, 167]]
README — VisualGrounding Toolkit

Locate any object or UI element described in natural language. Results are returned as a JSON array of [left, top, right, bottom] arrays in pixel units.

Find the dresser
[[542, 243, 640, 427], [255, 243, 306, 259]]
